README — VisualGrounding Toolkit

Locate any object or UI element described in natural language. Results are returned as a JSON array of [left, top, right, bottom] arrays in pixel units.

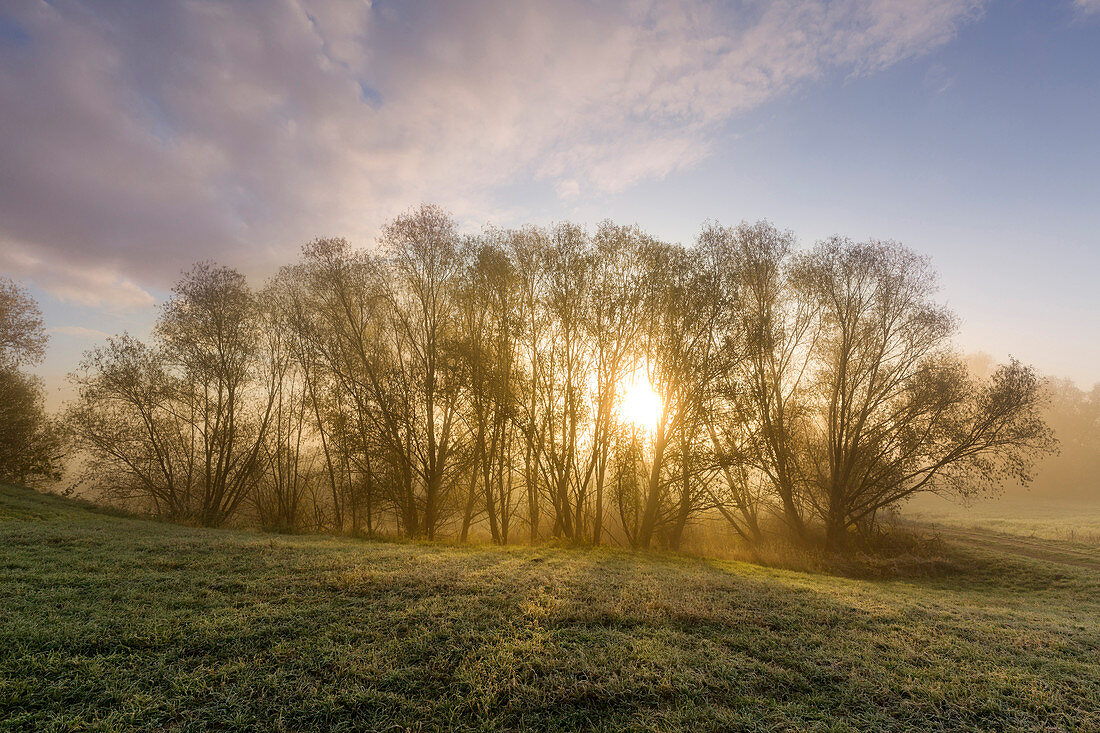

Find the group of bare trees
[[65, 206, 1055, 550], [66, 265, 273, 526]]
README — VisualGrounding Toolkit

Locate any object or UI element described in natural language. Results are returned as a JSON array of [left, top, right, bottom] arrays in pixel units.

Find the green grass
[[907, 496, 1100, 545], [2, 485, 1099, 731]]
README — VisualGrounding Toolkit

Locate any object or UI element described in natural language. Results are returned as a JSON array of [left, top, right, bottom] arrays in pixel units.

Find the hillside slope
[[2, 484, 1099, 731]]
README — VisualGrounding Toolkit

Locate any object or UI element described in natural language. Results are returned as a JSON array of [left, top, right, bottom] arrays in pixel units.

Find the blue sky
[[574, 0, 1100, 386], [1, 0, 1097, 406]]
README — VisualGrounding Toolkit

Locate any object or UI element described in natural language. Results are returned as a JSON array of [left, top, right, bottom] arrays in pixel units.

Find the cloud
[[1075, 0, 1100, 14], [1, 239, 155, 312], [554, 179, 581, 200], [50, 326, 111, 339], [924, 63, 956, 94], [0, 0, 985, 303]]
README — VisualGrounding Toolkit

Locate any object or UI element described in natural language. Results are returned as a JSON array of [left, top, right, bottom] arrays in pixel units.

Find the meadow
[[2, 483, 1099, 732], [907, 495, 1100, 545]]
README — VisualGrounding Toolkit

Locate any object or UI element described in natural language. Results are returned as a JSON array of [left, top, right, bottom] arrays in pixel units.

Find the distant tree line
[[1038, 380, 1100, 500], [62, 205, 1056, 551]]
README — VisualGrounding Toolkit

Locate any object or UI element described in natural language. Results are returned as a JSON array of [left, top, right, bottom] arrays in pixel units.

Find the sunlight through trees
[[62, 206, 1056, 550]]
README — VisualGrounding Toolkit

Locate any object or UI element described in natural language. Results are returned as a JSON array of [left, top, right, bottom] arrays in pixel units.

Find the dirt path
[[931, 525, 1100, 571]]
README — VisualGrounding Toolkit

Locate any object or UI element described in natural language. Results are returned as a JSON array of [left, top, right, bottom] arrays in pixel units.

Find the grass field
[[2, 484, 1099, 731], [906, 495, 1100, 545]]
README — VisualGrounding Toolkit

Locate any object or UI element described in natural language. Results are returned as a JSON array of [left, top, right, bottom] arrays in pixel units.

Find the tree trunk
[[636, 426, 670, 549]]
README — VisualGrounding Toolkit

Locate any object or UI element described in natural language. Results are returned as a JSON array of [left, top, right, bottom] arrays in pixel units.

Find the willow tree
[[67, 335, 194, 517], [699, 221, 818, 544], [264, 263, 348, 530], [508, 226, 552, 541], [634, 241, 730, 550], [252, 281, 320, 532], [157, 263, 275, 526], [294, 212, 466, 540], [453, 234, 517, 542], [68, 264, 274, 526], [585, 223, 648, 544], [0, 278, 47, 369], [378, 205, 467, 538], [288, 238, 388, 532], [0, 278, 60, 485], [796, 238, 1055, 549]]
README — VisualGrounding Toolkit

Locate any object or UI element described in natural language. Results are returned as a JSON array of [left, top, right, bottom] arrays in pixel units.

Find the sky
[[1, 0, 1098, 408]]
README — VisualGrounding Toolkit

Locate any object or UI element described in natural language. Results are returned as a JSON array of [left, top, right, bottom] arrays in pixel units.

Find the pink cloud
[[0, 0, 986, 305]]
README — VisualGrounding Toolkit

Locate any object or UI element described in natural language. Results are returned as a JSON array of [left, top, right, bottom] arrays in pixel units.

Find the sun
[[618, 369, 663, 432]]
